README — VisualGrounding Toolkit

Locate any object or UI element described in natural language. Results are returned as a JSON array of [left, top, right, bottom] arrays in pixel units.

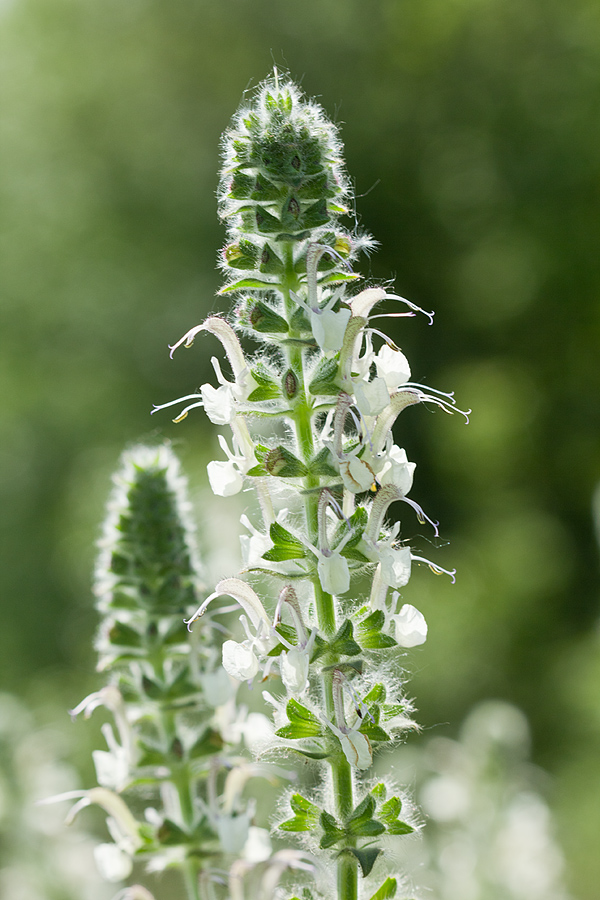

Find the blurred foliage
[[1, 0, 600, 896]]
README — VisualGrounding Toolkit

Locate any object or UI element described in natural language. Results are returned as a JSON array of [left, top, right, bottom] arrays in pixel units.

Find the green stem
[[280, 241, 357, 900], [183, 856, 202, 900]]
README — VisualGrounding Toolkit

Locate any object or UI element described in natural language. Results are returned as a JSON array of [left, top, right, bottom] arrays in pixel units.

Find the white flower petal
[[379, 446, 416, 495], [207, 459, 244, 496], [379, 545, 412, 589], [353, 376, 390, 417], [339, 731, 372, 770], [222, 640, 260, 682], [340, 456, 375, 493], [393, 604, 427, 647], [312, 307, 351, 354], [318, 553, 350, 595], [280, 647, 310, 695], [93, 843, 133, 882], [201, 383, 236, 425], [375, 344, 411, 391], [243, 826, 272, 862]]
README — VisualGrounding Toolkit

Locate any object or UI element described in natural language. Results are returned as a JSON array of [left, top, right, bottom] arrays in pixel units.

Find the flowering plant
[[56, 71, 467, 900], [152, 72, 467, 900]]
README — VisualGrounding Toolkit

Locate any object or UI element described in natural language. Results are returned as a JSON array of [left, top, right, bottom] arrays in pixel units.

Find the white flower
[[374, 344, 411, 391], [379, 445, 416, 494], [327, 722, 373, 770], [280, 646, 310, 695], [378, 545, 412, 590], [353, 376, 390, 417], [312, 305, 352, 354], [207, 459, 244, 496], [222, 639, 260, 681], [206, 433, 253, 497], [94, 842, 133, 882], [392, 604, 428, 647], [242, 826, 272, 862], [201, 382, 236, 425], [217, 811, 252, 855], [339, 456, 376, 493], [240, 513, 274, 567], [317, 551, 350, 595], [200, 667, 235, 707]]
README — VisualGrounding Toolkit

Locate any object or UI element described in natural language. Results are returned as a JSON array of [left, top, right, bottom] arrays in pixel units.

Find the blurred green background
[[1, 0, 600, 895]]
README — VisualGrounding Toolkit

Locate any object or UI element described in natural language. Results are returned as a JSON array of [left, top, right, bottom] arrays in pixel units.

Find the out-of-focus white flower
[[242, 826, 272, 862], [93, 842, 133, 882], [216, 811, 252, 855], [374, 344, 411, 391], [392, 604, 428, 648], [200, 667, 235, 707]]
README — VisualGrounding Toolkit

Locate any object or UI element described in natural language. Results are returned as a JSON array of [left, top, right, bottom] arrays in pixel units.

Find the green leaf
[[380, 796, 414, 835], [189, 728, 224, 758], [309, 356, 340, 395], [363, 683, 386, 704], [369, 878, 398, 900], [267, 623, 298, 656], [219, 277, 276, 294], [330, 619, 361, 657], [259, 243, 284, 274], [276, 698, 323, 739], [108, 621, 142, 648], [242, 205, 282, 234], [371, 783, 387, 802], [346, 795, 385, 837], [264, 446, 308, 478], [386, 820, 414, 835], [262, 522, 306, 561], [247, 301, 289, 335], [157, 818, 189, 846], [358, 705, 391, 743], [289, 744, 331, 760], [280, 793, 320, 832], [307, 446, 338, 477], [342, 847, 383, 877], [247, 384, 282, 402], [319, 811, 345, 848], [356, 611, 397, 649], [318, 271, 362, 285]]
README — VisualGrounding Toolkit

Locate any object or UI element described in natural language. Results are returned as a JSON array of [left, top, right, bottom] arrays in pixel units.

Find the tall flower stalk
[[155, 73, 467, 900], [60, 444, 283, 900]]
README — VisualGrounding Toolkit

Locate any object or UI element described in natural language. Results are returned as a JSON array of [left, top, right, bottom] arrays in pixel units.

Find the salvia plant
[[57, 72, 468, 900], [151, 71, 468, 900], [52, 444, 299, 900]]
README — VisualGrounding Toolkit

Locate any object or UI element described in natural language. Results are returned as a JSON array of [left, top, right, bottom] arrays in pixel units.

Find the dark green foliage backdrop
[[2, 0, 599, 895]]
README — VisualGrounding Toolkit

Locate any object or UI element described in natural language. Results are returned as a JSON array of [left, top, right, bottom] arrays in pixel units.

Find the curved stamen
[[383, 293, 435, 325], [401, 496, 440, 537], [411, 555, 457, 583]]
